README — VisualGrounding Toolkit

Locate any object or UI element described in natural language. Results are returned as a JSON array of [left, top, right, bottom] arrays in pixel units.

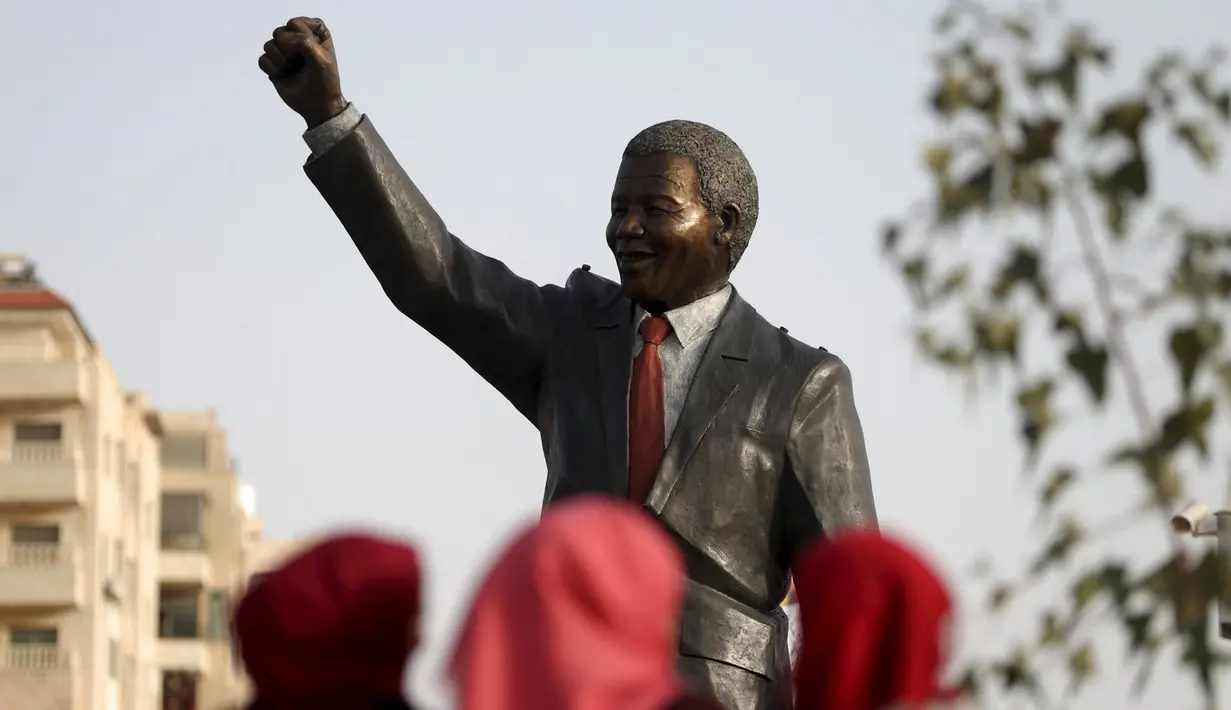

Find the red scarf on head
[[792, 530, 956, 710], [234, 532, 421, 710], [448, 496, 687, 710]]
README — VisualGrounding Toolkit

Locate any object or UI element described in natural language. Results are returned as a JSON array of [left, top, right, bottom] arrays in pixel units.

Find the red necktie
[[628, 316, 671, 504]]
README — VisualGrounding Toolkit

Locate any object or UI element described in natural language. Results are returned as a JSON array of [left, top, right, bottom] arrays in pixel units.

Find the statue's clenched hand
[[259, 17, 348, 128]]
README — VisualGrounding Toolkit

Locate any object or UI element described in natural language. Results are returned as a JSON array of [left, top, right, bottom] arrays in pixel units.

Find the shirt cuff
[[302, 103, 362, 158]]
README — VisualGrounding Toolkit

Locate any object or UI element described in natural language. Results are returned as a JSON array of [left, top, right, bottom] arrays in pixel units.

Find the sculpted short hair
[[623, 120, 760, 272]]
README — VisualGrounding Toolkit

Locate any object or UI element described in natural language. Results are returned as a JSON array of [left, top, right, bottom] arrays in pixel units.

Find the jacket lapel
[[645, 289, 756, 514], [587, 291, 633, 497]]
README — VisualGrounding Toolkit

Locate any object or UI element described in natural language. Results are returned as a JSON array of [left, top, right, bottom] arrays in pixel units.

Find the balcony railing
[[159, 531, 206, 552], [8, 442, 67, 463], [0, 644, 66, 670], [0, 542, 61, 567], [0, 446, 84, 507]]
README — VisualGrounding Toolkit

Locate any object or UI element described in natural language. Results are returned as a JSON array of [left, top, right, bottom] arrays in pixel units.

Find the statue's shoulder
[[766, 320, 838, 369], [563, 265, 624, 318], [564, 264, 618, 294]]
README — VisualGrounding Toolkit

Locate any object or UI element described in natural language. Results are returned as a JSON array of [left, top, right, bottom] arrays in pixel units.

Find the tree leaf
[[988, 583, 1014, 611], [1106, 153, 1150, 198], [1065, 339, 1109, 403], [1108, 196, 1129, 236], [991, 245, 1049, 302], [1052, 308, 1084, 335], [901, 256, 929, 305], [1109, 445, 1184, 506], [1016, 379, 1057, 461], [881, 222, 902, 254], [1098, 562, 1131, 607], [929, 71, 974, 117], [1092, 98, 1152, 146], [1009, 167, 1053, 212], [1174, 122, 1218, 168], [1015, 117, 1062, 166], [1003, 15, 1034, 43], [1158, 398, 1216, 458], [1039, 611, 1067, 646], [1122, 611, 1155, 655], [924, 143, 955, 175], [956, 666, 982, 696], [1213, 90, 1231, 122], [1039, 466, 1077, 510], [1168, 322, 1220, 394], [916, 329, 976, 370], [1031, 516, 1083, 574], [1072, 571, 1103, 611], [972, 312, 1021, 362], [934, 265, 970, 301], [1179, 625, 1217, 698], [1068, 644, 1096, 691], [992, 649, 1040, 693]]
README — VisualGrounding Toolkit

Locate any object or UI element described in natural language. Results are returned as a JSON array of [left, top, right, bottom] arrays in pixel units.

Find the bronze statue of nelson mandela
[[258, 17, 878, 710]]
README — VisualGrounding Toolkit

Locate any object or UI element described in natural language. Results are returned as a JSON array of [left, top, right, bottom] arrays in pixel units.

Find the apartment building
[[0, 256, 163, 710], [155, 411, 262, 710], [0, 255, 293, 710]]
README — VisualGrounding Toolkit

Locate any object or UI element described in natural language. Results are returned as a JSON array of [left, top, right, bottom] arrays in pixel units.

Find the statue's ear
[[715, 203, 741, 246]]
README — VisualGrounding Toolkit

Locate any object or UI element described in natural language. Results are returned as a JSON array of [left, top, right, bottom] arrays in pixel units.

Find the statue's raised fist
[[259, 17, 347, 128]]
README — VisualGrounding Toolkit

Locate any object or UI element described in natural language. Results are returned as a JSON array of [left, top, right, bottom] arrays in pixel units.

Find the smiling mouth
[[616, 252, 656, 265]]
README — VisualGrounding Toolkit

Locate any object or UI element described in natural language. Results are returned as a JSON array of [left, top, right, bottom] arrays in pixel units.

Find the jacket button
[[779, 326, 789, 334], [581, 264, 591, 271]]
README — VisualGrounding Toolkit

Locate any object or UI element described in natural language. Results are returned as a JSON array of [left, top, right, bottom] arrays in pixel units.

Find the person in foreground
[[234, 533, 424, 710], [259, 17, 877, 710], [449, 496, 727, 710], [791, 530, 965, 710]]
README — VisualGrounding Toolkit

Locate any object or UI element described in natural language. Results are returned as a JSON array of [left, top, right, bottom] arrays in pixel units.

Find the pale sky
[[5, 1, 1230, 707]]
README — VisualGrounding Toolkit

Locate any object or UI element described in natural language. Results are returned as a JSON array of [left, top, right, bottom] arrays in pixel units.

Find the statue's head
[[607, 120, 759, 311]]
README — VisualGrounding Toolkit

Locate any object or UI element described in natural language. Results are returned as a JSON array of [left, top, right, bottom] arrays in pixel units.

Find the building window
[[160, 493, 207, 550], [160, 436, 208, 470], [11, 422, 64, 462], [102, 435, 111, 476], [10, 627, 57, 645], [158, 586, 200, 639], [8, 627, 59, 669], [109, 639, 120, 679], [11, 524, 60, 544], [13, 422, 62, 442], [9, 524, 60, 565], [162, 670, 198, 710], [206, 590, 230, 641]]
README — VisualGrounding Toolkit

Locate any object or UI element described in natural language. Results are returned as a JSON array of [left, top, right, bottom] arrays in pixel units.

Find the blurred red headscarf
[[448, 496, 687, 710], [234, 532, 422, 710], [792, 530, 956, 710]]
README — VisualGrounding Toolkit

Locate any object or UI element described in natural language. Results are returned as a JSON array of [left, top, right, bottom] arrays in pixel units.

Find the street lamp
[[1171, 501, 1231, 640]]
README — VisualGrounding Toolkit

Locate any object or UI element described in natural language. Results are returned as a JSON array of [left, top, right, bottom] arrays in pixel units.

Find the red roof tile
[[0, 287, 94, 345], [0, 289, 72, 310]]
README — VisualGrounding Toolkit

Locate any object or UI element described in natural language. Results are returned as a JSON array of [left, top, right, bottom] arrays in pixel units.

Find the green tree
[[881, 1, 1231, 706]]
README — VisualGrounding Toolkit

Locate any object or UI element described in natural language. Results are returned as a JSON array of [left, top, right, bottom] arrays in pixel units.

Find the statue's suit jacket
[[305, 117, 878, 710]]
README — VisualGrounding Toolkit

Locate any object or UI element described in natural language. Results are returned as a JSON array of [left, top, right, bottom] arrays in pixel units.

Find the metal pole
[[1218, 511, 1231, 641]]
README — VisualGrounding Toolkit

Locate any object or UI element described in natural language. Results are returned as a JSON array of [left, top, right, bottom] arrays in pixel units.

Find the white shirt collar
[[633, 285, 732, 347]]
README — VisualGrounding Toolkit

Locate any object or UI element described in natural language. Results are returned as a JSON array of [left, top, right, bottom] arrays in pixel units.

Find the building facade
[[0, 256, 286, 710], [155, 411, 259, 710], [0, 256, 163, 710]]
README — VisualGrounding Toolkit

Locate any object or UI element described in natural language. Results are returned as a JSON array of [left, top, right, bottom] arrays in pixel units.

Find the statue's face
[[606, 152, 735, 311]]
